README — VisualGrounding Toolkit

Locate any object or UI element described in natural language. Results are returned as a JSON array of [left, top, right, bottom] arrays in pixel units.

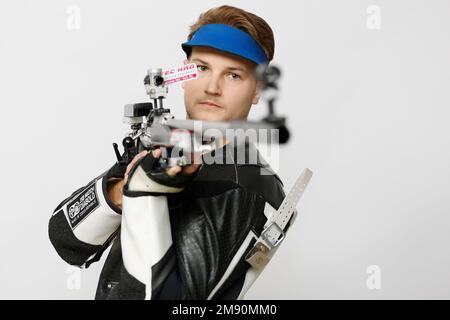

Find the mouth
[[199, 101, 222, 109]]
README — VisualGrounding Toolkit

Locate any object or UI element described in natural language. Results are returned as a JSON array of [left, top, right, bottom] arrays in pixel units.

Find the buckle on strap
[[245, 223, 285, 269], [245, 241, 271, 269], [261, 222, 285, 248]]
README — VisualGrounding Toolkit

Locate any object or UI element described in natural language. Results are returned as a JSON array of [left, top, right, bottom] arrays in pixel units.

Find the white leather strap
[[245, 168, 313, 269], [262, 168, 313, 247]]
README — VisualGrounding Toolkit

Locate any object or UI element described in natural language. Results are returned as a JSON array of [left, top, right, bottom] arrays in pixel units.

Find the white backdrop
[[1, 0, 450, 299]]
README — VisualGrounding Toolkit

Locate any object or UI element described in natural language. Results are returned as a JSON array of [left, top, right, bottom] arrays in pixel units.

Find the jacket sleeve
[[48, 162, 123, 268], [114, 192, 176, 300], [104, 151, 189, 300]]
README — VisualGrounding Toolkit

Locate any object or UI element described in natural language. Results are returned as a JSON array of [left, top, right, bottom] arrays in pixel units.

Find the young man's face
[[182, 46, 261, 122]]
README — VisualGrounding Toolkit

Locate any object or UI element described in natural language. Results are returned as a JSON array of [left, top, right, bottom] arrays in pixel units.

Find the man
[[49, 5, 291, 300]]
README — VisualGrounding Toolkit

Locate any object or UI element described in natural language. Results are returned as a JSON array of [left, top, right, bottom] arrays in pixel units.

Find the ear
[[251, 81, 262, 105]]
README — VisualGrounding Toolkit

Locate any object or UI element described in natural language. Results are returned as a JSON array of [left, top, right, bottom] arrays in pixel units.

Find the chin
[[189, 110, 228, 122]]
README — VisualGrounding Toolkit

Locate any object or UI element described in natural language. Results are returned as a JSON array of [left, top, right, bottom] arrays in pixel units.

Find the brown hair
[[187, 5, 275, 62]]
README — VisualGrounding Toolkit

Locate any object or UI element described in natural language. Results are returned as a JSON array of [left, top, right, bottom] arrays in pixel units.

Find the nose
[[204, 73, 222, 96]]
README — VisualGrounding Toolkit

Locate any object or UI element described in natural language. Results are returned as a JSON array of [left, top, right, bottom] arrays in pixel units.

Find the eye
[[229, 73, 241, 80], [197, 65, 208, 72]]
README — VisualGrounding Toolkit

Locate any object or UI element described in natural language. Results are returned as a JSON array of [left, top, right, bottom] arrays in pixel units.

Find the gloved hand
[[105, 157, 128, 179], [123, 148, 201, 196], [105, 154, 129, 211]]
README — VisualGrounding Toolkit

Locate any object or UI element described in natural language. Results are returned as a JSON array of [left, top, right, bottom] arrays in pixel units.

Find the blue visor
[[182, 24, 268, 65]]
